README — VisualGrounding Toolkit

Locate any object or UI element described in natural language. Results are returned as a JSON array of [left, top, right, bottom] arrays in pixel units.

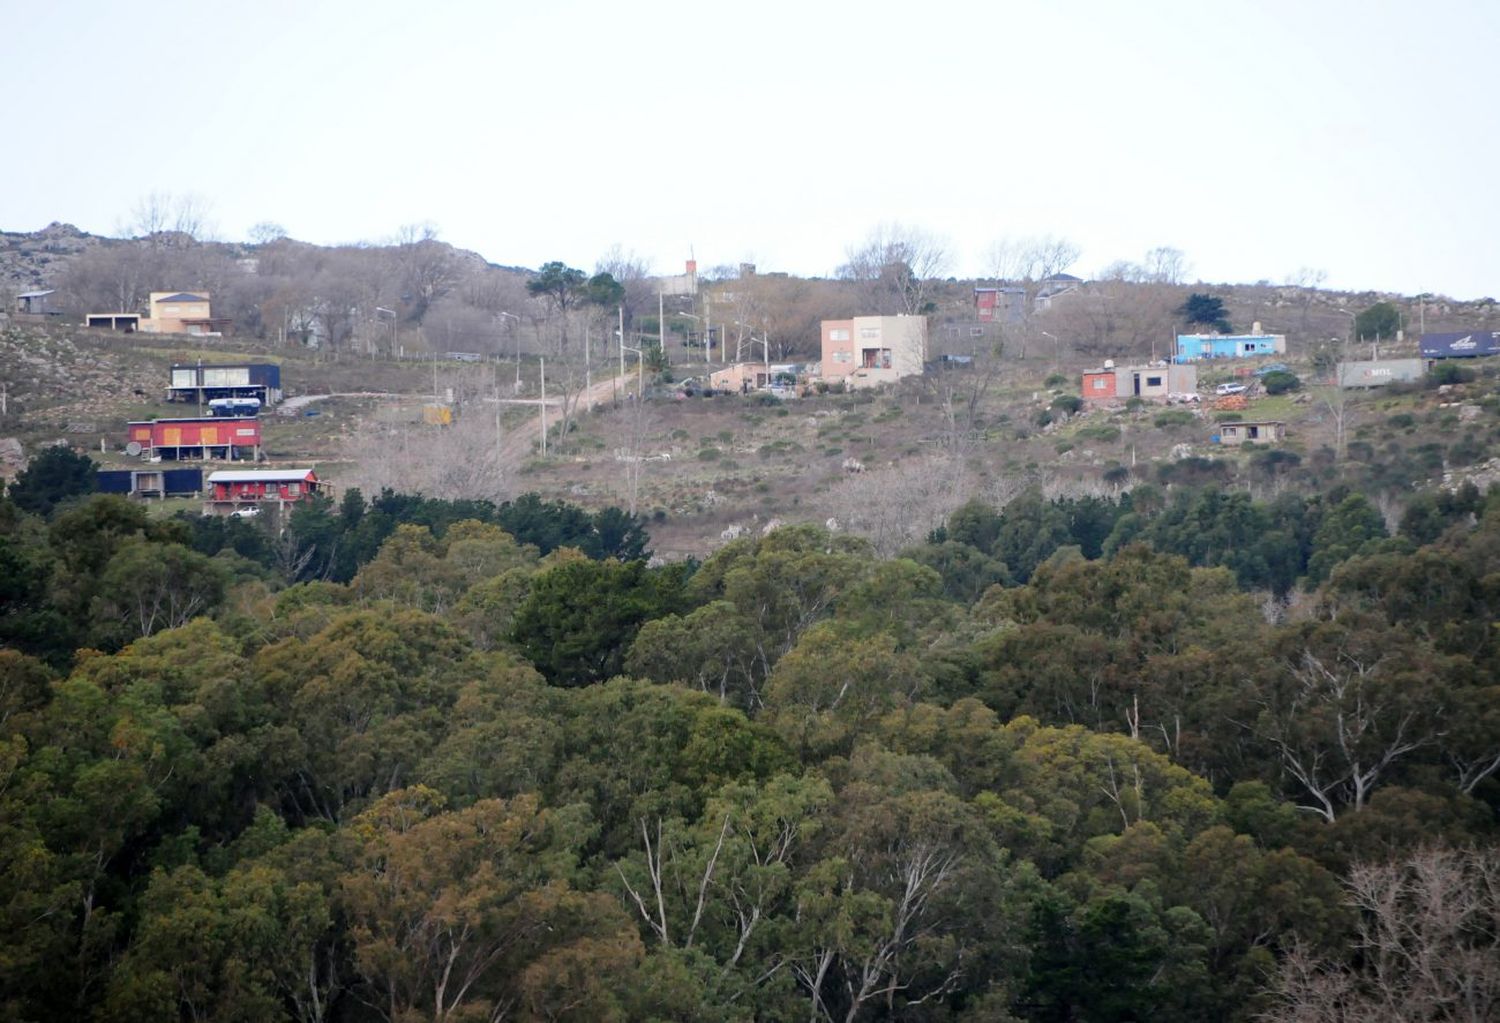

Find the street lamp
[[617, 333, 645, 400], [375, 307, 397, 357], [732, 321, 769, 366], [678, 312, 711, 365], [498, 311, 523, 392], [1040, 330, 1059, 370]]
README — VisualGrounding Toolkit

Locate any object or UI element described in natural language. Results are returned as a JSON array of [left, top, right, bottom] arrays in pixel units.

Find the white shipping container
[[202, 367, 251, 387]]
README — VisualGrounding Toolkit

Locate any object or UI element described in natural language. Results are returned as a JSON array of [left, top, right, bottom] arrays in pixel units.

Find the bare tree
[[123, 190, 215, 245], [1266, 847, 1500, 1023], [1142, 246, 1190, 285], [985, 234, 1081, 283], [838, 223, 949, 315], [341, 406, 511, 503], [821, 455, 973, 557], [1285, 267, 1329, 333], [248, 221, 290, 245], [391, 223, 466, 321]]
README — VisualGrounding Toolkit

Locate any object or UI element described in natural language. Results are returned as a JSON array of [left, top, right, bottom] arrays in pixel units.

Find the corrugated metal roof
[[17, 289, 56, 298], [156, 292, 208, 303], [207, 469, 316, 483]]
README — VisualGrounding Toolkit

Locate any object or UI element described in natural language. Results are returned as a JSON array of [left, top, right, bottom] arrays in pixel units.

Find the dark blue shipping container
[[249, 364, 281, 390], [1421, 331, 1500, 358], [97, 470, 133, 494], [162, 468, 203, 496]]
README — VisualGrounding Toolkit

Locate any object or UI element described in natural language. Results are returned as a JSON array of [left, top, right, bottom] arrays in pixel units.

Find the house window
[[286, 483, 300, 496], [1247, 426, 1260, 439], [1146, 376, 1162, 387], [859, 327, 880, 339], [829, 328, 850, 341], [833, 352, 851, 362], [1092, 378, 1108, 390]]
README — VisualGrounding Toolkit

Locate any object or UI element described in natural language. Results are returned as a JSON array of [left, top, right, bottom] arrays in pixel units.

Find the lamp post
[[498, 311, 523, 392], [1040, 330, 1059, 371], [619, 338, 645, 399], [375, 306, 397, 358], [679, 312, 709, 365]]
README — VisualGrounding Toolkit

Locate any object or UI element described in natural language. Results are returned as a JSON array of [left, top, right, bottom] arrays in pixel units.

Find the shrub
[[1076, 425, 1121, 443], [697, 447, 721, 461], [1261, 370, 1301, 394], [1044, 373, 1069, 388], [1153, 410, 1196, 429], [1430, 363, 1475, 386], [1051, 394, 1084, 416]]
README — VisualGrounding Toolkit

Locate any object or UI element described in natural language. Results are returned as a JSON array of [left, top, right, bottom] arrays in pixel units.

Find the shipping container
[[126, 417, 261, 460], [166, 363, 283, 404], [1337, 359, 1424, 387], [94, 467, 203, 496], [1420, 331, 1500, 359], [97, 469, 134, 493]]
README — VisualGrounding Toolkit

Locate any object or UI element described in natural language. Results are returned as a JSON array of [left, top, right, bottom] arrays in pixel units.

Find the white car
[[230, 506, 262, 519], [1214, 382, 1248, 396]]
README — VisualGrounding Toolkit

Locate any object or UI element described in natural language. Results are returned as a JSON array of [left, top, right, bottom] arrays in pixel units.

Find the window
[[1092, 378, 1108, 390], [860, 327, 880, 339], [1146, 376, 1162, 387], [829, 328, 850, 341], [970, 327, 985, 337], [833, 351, 851, 362]]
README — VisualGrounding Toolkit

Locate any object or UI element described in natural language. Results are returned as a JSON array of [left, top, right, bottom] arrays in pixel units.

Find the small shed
[[1081, 367, 1118, 402], [1215, 421, 1285, 446], [85, 312, 142, 331], [15, 290, 59, 316]]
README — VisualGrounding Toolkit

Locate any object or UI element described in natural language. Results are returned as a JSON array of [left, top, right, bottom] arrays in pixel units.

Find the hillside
[[5, 314, 1500, 560]]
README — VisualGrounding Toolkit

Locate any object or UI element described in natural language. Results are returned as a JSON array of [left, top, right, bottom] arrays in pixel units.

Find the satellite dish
[[125, 441, 143, 457]]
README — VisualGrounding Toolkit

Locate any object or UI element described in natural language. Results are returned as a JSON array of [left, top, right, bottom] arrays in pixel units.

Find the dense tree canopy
[[0, 475, 1496, 1021]]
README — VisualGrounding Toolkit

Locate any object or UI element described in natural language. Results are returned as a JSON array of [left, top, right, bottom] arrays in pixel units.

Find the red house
[[127, 417, 261, 460], [203, 469, 325, 516], [1081, 368, 1118, 402]]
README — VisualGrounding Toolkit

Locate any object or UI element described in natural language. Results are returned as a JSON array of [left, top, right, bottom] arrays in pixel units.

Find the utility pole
[[584, 323, 592, 412], [539, 356, 547, 457]]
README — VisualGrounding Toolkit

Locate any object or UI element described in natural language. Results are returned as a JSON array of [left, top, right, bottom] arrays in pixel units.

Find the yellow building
[[143, 292, 229, 335]]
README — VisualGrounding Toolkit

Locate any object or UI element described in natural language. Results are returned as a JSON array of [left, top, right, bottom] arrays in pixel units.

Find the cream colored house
[[820, 315, 928, 388], [143, 292, 228, 334]]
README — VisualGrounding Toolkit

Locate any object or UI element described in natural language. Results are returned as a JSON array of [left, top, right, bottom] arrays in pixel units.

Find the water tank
[[1252, 321, 1262, 334], [1104, 359, 1115, 369]]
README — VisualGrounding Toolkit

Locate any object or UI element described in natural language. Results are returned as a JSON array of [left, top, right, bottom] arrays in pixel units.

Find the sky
[[3, 0, 1497, 298]]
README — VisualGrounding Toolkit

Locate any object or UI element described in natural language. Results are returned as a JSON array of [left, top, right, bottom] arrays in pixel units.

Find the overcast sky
[[3, 0, 1496, 298]]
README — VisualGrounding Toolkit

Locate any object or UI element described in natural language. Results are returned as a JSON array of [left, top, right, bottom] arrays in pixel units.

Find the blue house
[[1174, 330, 1287, 364]]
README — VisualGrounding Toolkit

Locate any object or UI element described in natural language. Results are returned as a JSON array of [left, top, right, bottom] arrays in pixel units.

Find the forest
[[2, 453, 1498, 1022]]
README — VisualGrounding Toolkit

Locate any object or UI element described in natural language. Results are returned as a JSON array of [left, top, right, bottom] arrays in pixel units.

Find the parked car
[[1253, 362, 1290, 377], [1215, 382, 1249, 395]]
